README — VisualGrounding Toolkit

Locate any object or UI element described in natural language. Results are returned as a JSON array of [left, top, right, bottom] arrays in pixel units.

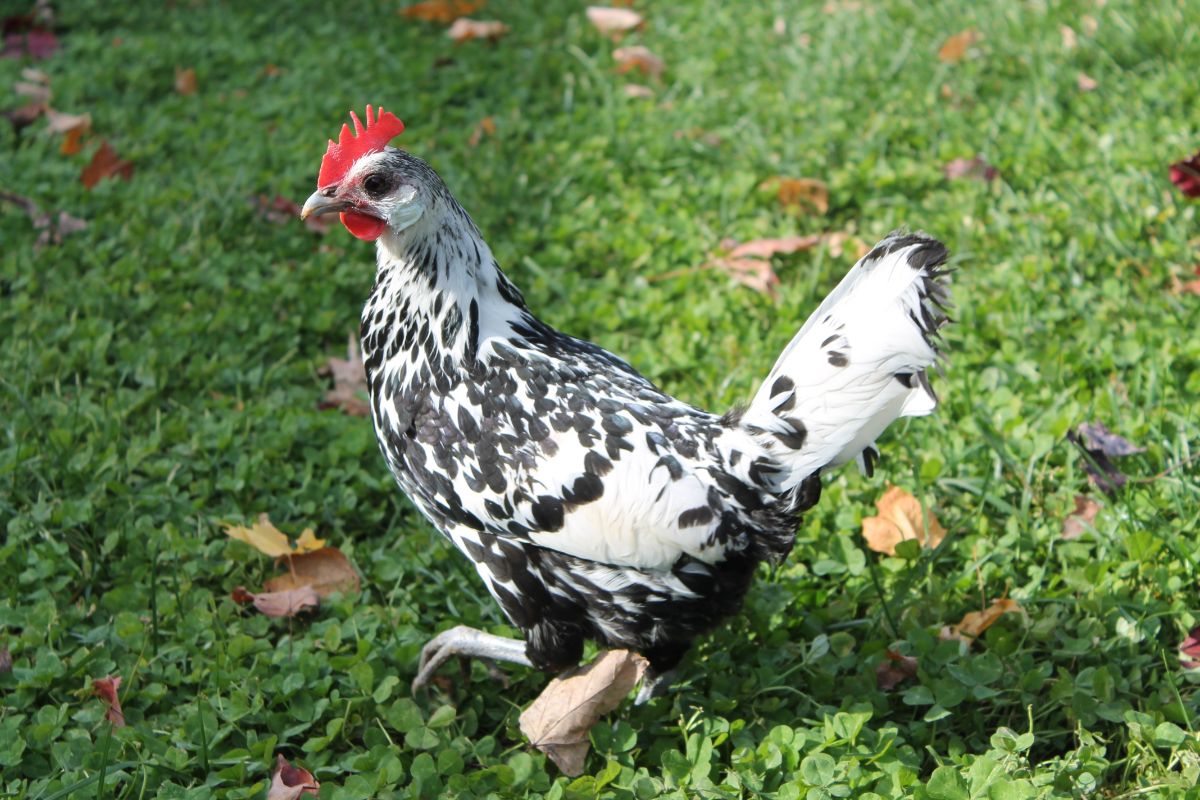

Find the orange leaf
[[876, 650, 918, 691], [468, 115, 496, 147], [80, 141, 133, 189], [174, 67, 197, 95], [446, 18, 509, 42], [938, 29, 980, 63], [268, 754, 320, 799], [400, 0, 485, 23], [60, 127, 84, 155], [263, 547, 360, 599], [612, 45, 664, 79], [861, 485, 946, 556], [942, 598, 1024, 646], [93, 675, 126, 727], [1076, 72, 1098, 92], [760, 176, 829, 215], [225, 514, 294, 557], [1061, 495, 1101, 540], [586, 6, 643, 37]]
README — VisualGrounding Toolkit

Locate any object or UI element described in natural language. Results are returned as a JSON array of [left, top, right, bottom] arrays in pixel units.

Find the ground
[[2, 0, 1199, 797]]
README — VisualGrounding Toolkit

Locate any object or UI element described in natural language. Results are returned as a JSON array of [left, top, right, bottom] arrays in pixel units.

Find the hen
[[301, 106, 952, 700]]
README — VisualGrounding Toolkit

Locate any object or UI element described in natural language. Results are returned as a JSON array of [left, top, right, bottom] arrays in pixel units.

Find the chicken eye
[[363, 173, 389, 198]]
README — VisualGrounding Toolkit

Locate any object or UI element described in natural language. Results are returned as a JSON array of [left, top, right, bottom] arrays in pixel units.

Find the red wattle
[[340, 210, 387, 241]]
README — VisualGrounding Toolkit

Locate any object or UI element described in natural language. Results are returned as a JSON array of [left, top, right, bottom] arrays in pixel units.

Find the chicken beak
[[300, 190, 350, 220]]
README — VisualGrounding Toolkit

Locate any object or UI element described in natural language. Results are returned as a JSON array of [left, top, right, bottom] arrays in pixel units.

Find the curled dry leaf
[[1077, 72, 1098, 92], [93, 675, 126, 727], [586, 6, 643, 37], [938, 29, 980, 63], [4, 101, 45, 132], [1061, 495, 1101, 540], [612, 45, 664, 79], [0, 189, 87, 248], [861, 485, 946, 556], [268, 754, 320, 799], [520, 650, 647, 776], [319, 333, 370, 416], [1169, 151, 1200, 199], [81, 141, 134, 189], [701, 234, 827, 298], [467, 115, 496, 147], [447, 18, 509, 42], [174, 66, 197, 95], [232, 585, 320, 618], [623, 83, 654, 99], [1181, 627, 1200, 670], [400, 0, 485, 24], [1067, 421, 1144, 494], [876, 650, 919, 691], [944, 155, 998, 182], [225, 513, 295, 557], [264, 547, 360, 599], [760, 176, 829, 215], [941, 598, 1024, 646]]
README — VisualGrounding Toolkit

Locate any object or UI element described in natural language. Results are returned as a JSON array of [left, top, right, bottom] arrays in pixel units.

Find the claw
[[411, 625, 532, 695]]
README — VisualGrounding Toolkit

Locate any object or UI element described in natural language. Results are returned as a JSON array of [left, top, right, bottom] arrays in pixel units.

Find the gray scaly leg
[[411, 625, 532, 694]]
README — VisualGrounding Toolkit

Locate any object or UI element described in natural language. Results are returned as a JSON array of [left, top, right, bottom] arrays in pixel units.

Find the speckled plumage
[[342, 149, 951, 679]]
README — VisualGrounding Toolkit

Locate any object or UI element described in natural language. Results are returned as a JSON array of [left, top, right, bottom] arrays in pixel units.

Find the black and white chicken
[[301, 106, 951, 700]]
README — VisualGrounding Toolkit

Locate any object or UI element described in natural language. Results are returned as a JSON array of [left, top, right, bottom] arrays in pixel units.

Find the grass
[[2, 0, 1199, 797]]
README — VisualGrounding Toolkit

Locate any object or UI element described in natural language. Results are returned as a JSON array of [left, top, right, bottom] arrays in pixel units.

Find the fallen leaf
[[3, 100, 45, 132], [293, 528, 326, 555], [760, 176, 829, 215], [586, 6, 643, 38], [268, 754, 320, 799], [0, 644, 11, 675], [1169, 151, 1200, 199], [264, 548, 360, 599], [1077, 72, 1098, 92], [698, 235, 827, 298], [232, 585, 320, 618], [44, 108, 90, 134], [81, 141, 134, 189], [876, 650, 918, 691], [93, 676, 125, 727], [0, 189, 87, 248], [773, 16, 786, 35], [941, 598, 1024, 646], [1060, 25, 1078, 50], [1181, 626, 1200, 670], [612, 45, 664, 79], [520, 650, 647, 776], [1081, 14, 1098, 35], [319, 333, 370, 416], [225, 513, 295, 558], [623, 83, 654, 99], [1067, 421, 1144, 494], [14, 78, 50, 104], [467, 115, 496, 147], [1171, 265, 1200, 296], [400, 0, 485, 23], [938, 29, 980, 63], [1061, 495, 1101, 539], [174, 66, 197, 95], [446, 18, 508, 42], [727, 235, 824, 260], [861, 485, 946, 556], [944, 155, 998, 182]]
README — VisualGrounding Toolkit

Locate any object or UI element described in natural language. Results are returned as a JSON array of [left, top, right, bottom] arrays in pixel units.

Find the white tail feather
[[741, 232, 951, 495]]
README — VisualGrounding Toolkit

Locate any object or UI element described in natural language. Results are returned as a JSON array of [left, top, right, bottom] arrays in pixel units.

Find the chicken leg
[[411, 625, 532, 694]]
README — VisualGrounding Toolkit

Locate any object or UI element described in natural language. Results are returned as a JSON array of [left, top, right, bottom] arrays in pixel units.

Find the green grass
[[2, 0, 1199, 797]]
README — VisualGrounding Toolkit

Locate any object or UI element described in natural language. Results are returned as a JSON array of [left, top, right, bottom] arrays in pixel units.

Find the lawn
[[2, 0, 1199, 797]]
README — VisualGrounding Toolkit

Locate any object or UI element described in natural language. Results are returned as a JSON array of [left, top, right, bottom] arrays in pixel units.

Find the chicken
[[301, 106, 952, 700]]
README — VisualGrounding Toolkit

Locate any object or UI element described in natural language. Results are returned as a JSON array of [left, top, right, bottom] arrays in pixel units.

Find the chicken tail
[[738, 231, 952, 504]]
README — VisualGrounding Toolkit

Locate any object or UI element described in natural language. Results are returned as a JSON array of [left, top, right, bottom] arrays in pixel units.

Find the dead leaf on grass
[[264, 548, 360, 599], [447, 18, 508, 42], [1170, 265, 1200, 296], [612, 45, 664, 79], [81, 140, 133, 189], [586, 6, 643, 38], [940, 598, 1024, 646], [520, 650, 647, 776], [1067, 421, 1144, 494], [268, 754, 320, 799], [1077, 72, 1098, 92], [1169, 151, 1200, 199], [319, 333, 370, 416], [623, 83, 654, 99], [944, 155, 998, 182], [174, 66, 197, 95], [4, 101, 45, 132], [0, 189, 87, 248], [15, 78, 50, 104], [1061, 495, 1101, 540], [861, 485, 946, 556], [225, 514, 295, 557], [400, 0, 485, 23], [93, 675, 126, 727], [760, 176, 829, 215], [700, 234, 827, 298], [1181, 627, 1200, 670], [1060, 25, 1078, 50], [468, 115, 496, 147], [938, 29, 980, 63], [232, 585, 320, 618], [875, 650, 918, 691]]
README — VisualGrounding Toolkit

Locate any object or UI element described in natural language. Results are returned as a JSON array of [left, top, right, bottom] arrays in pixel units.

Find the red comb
[[317, 105, 406, 188]]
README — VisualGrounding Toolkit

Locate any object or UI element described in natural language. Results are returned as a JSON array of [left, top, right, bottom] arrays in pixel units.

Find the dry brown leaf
[[1171, 265, 1200, 296], [943, 155, 998, 182], [612, 45, 664, 79], [319, 333, 370, 416], [447, 18, 509, 42], [174, 67, 197, 95], [44, 108, 91, 134], [520, 650, 647, 775], [225, 513, 294, 557], [468, 115, 496, 147], [15, 79, 50, 104], [875, 650, 918, 691], [1077, 72, 1098, 92], [400, 0, 485, 23], [727, 235, 824, 260], [1061, 495, 1101, 540], [232, 585, 320, 618], [80, 141, 134, 189], [760, 176, 829, 215], [93, 676, 125, 727], [264, 548, 360, 599], [0, 189, 88, 248], [1060, 25, 1078, 50], [586, 6, 643, 37], [938, 29, 980, 63], [4, 101, 46, 132], [268, 754, 320, 799], [861, 485, 946, 556], [700, 235, 828, 298], [623, 83, 654, 99], [293, 528, 327, 554], [60, 126, 84, 154], [941, 598, 1024, 645]]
